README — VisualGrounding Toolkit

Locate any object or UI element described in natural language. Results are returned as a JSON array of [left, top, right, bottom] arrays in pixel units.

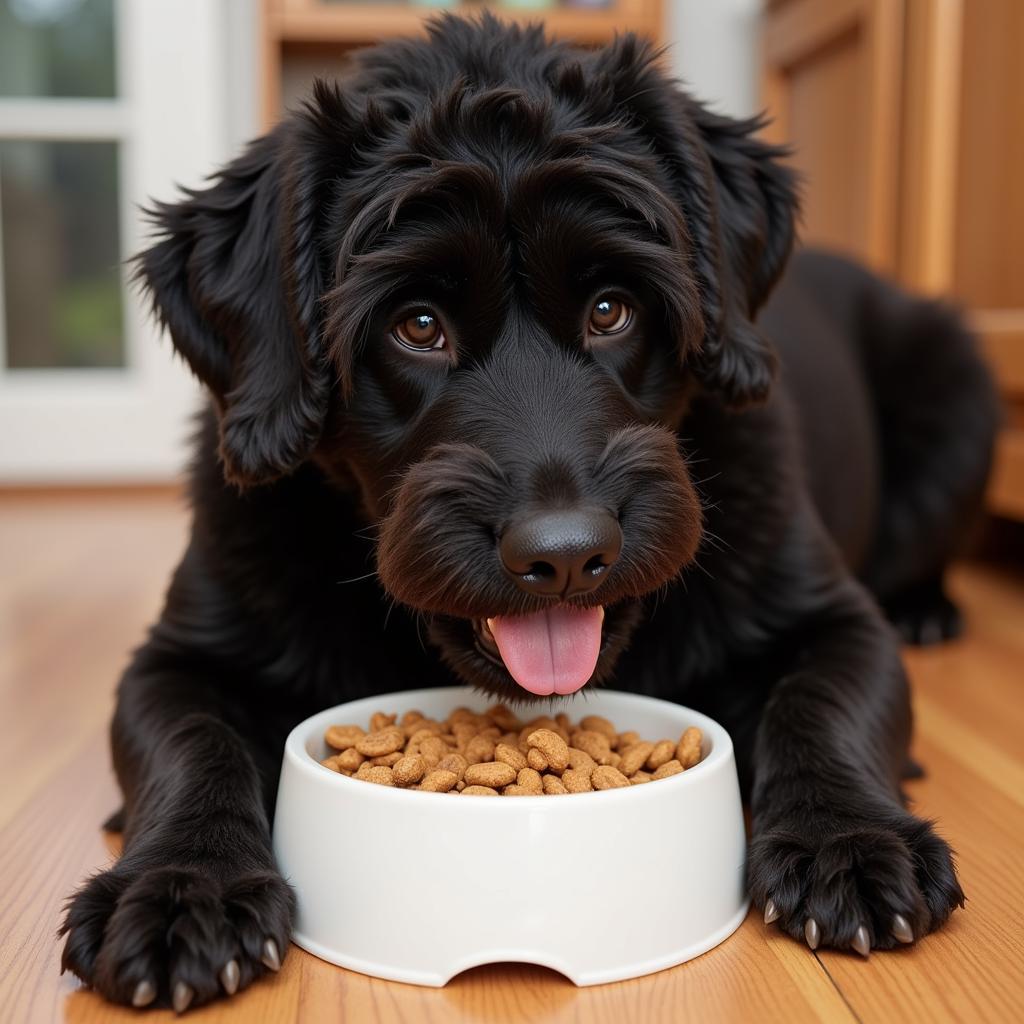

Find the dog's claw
[[261, 938, 281, 972], [220, 959, 240, 995], [892, 914, 914, 944], [804, 918, 820, 950], [851, 925, 871, 957], [132, 980, 156, 1008], [764, 899, 780, 925], [172, 981, 194, 1014]]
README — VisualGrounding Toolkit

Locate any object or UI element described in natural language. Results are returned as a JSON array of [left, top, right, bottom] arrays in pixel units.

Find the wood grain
[[260, 0, 666, 128], [761, 0, 905, 271], [0, 492, 1021, 1023], [952, 0, 1024, 310]]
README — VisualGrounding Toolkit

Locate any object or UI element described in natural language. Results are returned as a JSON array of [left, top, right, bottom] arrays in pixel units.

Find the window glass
[[0, 0, 116, 98], [1, 140, 124, 368]]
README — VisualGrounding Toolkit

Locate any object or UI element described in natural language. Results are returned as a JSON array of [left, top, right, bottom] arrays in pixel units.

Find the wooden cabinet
[[261, 0, 664, 127], [763, 0, 1024, 520]]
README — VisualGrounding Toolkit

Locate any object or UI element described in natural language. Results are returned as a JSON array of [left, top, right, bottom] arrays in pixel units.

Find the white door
[[0, 0, 255, 482]]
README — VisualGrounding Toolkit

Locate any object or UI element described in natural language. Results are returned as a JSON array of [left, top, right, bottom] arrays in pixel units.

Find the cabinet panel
[[952, 0, 1024, 310], [762, 0, 903, 271]]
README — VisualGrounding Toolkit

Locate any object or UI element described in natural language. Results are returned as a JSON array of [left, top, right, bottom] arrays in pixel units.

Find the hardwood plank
[[818, 732, 1024, 1023], [0, 494, 188, 829], [818, 563, 1024, 1023]]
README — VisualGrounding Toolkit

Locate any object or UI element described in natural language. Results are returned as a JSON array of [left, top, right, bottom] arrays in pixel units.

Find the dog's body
[[62, 17, 996, 1011]]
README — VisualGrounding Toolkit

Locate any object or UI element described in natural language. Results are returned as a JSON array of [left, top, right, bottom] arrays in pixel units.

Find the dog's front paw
[[748, 813, 964, 955], [60, 863, 294, 1011]]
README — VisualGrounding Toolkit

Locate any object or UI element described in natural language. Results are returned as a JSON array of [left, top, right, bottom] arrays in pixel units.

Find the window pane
[[1, 140, 125, 369], [0, 0, 116, 98]]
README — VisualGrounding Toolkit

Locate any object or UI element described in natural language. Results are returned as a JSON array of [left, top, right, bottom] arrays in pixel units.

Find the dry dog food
[[320, 706, 704, 795]]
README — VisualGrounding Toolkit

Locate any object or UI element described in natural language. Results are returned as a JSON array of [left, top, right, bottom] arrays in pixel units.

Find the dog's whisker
[[334, 570, 379, 585]]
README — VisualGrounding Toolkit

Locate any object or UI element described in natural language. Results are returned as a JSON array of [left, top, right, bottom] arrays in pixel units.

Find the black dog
[[61, 15, 996, 1011]]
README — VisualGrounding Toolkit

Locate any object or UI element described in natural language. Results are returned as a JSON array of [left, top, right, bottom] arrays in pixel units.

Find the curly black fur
[[62, 14, 994, 1009]]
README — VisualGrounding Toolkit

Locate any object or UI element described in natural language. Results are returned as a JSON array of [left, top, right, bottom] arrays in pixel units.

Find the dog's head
[[137, 16, 797, 701]]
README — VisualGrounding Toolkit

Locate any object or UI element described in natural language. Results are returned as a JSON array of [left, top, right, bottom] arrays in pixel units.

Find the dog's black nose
[[499, 510, 622, 598]]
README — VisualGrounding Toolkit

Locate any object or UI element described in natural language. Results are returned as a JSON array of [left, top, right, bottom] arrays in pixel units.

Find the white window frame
[[0, 0, 253, 482]]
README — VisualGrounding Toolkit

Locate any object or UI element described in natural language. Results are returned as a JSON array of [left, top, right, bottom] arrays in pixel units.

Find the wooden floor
[[1, 490, 1022, 1024]]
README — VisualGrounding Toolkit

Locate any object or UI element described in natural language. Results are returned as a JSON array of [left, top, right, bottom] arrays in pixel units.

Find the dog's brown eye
[[589, 297, 631, 336], [393, 313, 446, 351]]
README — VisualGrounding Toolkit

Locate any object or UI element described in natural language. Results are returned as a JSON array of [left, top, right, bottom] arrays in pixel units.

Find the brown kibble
[[524, 715, 561, 732], [336, 748, 365, 772], [464, 735, 496, 765], [418, 735, 448, 766], [494, 743, 528, 772], [646, 739, 676, 771], [572, 730, 612, 764], [486, 704, 522, 732], [360, 765, 394, 786], [392, 754, 426, 787], [562, 768, 594, 793], [340, 704, 703, 795], [652, 759, 684, 780], [566, 746, 596, 772], [464, 762, 517, 788], [580, 715, 617, 740], [527, 747, 549, 772], [406, 723, 443, 745], [452, 722, 479, 748], [676, 727, 703, 769], [519, 718, 561, 750], [325, 724, 365, 750], [370, 712, 397, 732], [419, 769, 459, 793], [618, 742, 654, 777], [527, 728, 570, 772], [355, 727, 405, 757], [437, 752, 469, 781], [591, 765, 630, 790]]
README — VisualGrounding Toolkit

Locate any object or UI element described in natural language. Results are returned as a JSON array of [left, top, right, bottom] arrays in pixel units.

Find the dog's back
[[762, 248, 998, 640]]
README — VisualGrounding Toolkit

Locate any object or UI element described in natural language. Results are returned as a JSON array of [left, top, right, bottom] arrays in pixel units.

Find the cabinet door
[[957, 0, 1024, 520], [761, 0, 904, 272]]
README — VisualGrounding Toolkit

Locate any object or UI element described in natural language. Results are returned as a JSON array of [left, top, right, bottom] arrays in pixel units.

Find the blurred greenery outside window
[[0, 0, 124, 370]]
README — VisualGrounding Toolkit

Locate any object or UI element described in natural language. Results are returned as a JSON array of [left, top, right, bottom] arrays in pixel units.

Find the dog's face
[[137, 17, 797, 701]]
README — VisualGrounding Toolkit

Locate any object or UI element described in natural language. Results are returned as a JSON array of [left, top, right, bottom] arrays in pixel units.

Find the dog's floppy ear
[[594, 37, 799, 407], [688, 105, 799, 404], [135, 82, 352, 486]]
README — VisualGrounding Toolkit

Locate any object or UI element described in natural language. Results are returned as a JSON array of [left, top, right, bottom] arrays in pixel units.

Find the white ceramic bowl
[[273, 687, 748, 987]]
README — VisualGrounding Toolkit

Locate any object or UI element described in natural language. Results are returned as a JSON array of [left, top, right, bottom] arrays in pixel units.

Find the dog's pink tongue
[[489, 605, 603, 696]]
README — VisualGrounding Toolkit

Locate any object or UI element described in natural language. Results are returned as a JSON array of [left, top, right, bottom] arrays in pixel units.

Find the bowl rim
[[282, 687, 735, 807]]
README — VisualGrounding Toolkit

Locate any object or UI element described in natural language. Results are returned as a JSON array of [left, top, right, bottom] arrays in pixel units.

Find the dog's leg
[[745, 580, 964, 954], [59, 655, 295, 1011], [856, 284, 999, 644]]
